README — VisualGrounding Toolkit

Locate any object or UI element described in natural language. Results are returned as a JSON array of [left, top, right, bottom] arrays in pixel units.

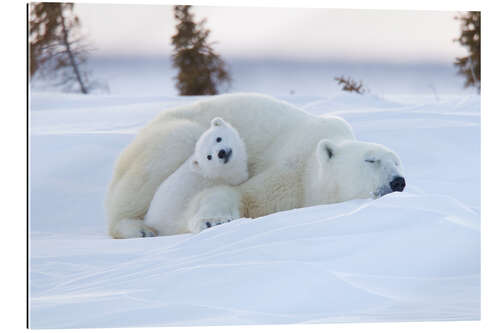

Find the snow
[[29, 90, 480, 328], [30, 57, 470, 97]]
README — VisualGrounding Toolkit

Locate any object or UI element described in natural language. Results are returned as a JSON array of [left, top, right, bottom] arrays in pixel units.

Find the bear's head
[[191, 117, 249, 185], [305, 139, 406, 204]]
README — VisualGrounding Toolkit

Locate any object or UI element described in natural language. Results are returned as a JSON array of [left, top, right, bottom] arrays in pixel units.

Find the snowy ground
[[29, 91, 480, 328], [31, 57, 469, 97]]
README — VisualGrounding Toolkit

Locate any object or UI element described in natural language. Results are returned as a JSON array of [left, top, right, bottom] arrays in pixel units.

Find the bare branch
[[334, 76, 368, 94]]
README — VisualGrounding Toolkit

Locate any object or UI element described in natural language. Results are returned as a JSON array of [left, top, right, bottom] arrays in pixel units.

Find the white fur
[[143, 117, 248, 236], [186, 185, 243, 233], [190, 117, 248, 186], [303, 139, 405, 207], [106, 93, 404, 238]]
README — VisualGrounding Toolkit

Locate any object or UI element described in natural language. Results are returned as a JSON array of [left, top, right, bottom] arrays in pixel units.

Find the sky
[[75, 4, 467, 63]]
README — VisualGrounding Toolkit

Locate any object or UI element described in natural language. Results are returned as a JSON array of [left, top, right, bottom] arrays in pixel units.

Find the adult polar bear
[[107, 93, 405, 239]]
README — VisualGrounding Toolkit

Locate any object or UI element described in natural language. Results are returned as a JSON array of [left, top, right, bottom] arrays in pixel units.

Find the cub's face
[[316, 139, 406, 201], [191, 117, 249, 185]]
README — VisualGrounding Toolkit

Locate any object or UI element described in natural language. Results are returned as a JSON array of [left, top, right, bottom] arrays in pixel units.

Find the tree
[[454, 11, 480, 93], [29, 2, 97, 94], [29, 2, 60, 78], [171, 5, 231, 95], [334, 76, 367, 94]]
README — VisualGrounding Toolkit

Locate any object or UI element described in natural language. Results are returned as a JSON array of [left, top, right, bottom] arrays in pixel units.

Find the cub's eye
[[207, 155, 212, 160], [365, 159, 376, 163], [216, 137, 222, 143]]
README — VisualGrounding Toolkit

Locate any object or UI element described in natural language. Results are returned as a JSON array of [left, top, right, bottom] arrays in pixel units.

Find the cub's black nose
[[390, 176, 406, 192], [218, 150, 226, 159]]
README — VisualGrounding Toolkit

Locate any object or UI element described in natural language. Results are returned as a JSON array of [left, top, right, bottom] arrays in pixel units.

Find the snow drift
[[29, 92, 480, 328]]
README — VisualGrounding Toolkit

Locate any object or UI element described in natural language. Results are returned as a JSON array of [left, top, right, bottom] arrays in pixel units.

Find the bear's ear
[[316, 139, 336, 165], [211, 117, 226, 127], [190, 159, 201, 173]]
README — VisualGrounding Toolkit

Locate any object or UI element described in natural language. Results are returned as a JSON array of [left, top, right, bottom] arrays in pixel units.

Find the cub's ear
[[211, 117, 226, 127], [316, 139, 336, 165], [190, 159, 201, 173]]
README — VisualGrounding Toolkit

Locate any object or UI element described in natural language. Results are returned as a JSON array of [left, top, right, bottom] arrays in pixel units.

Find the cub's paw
[[202, 218, 234, 230]]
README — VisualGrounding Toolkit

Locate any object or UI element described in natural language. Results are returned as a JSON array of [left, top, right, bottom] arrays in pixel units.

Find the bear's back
[[153, 93, 354, 173]]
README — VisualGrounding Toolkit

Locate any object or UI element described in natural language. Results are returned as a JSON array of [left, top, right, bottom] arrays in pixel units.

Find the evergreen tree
[[454, 11, 480, 93], [29, 2, 97, 94], [29, 2, 61, 77], [171, 5, 231, 95]]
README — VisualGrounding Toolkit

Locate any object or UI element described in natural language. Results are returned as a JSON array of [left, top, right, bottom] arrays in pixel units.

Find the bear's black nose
[[390, 176, 406, 192], [218, 150, 226, 159]]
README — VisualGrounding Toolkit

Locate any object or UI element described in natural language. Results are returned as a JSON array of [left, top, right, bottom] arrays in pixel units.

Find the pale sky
[[74, 3, 467, 63]]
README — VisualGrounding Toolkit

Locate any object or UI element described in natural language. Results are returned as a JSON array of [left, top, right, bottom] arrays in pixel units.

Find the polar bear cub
[[144, 117, 248, 236]]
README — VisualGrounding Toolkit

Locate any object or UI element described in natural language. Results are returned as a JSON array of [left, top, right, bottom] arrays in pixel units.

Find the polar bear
[[144, 117, 248, 236], [302, 139, 405, 207], [106, 93, 405, 239], [177, 138, 405, 235]]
